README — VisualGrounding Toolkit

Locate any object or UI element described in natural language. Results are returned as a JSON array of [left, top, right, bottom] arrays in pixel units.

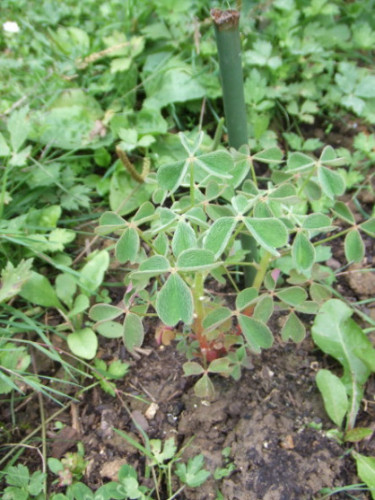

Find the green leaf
[[310, 283, 332, 303], [67, 328, 98, 360], [244, 218, 288, 256], [157, 159, 187, 192], [183, 362, 205, 376], [287, 152, 315, 172], [353, 452, 375, 500], [96, 321, 123, 338], [360, 218, 375, 237], [172, 221, 197, 257], [195, 150, 233, 178], [55, 273, 77, 308], [281, 312, 306, 342], [175, 454, 211, 488], [110, 170, 154, 216], [116, 227, 139, 263], [208, 357, 232, 375], [89, 304, 124, 322], [332, 201, 355, 224], [345, 229, 365, 263], [8, 106, 30, 153], [193, 374, 216, 399], [68, 294, 89, 317], [123, 313, 144, 353], [20, 272, 62, 309], [318, 166, 345, 199], [236, 287, 258, 311], [0, 259, 33, 303], [302, 213, 332, 230], [5, 464, 29, 488], [238, 315, 273, 353], [316, 369, 349, 428], [202, 307, 232, 332], [345, 428, 373, 443], [177, 249, 218, 272], [292, 232, 315, 273], [320, 145, 346, 166], [312, 299, 372, 428], [253, 295, 273, 323], [132, 255, 170, 279], [79, 250, 109, 294], [28, 470, 45, 496], [98, 212, 126, 233], [156, 273, 193, 326], [0, 132, 10, 156], [276, 287, 307, 306], [203, 217, 237, 259], [253, 147, 283, 164]]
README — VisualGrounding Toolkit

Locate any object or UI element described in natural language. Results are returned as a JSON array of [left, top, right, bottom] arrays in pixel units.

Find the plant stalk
[[211, 9, 257, 286]]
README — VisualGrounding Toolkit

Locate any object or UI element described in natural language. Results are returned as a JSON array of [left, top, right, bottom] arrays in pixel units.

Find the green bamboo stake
[[211, 8, 257, 285]]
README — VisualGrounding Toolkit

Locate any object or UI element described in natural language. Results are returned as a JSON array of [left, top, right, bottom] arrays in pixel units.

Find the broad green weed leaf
[[96, 321, 123, 338], [316, 369, 348, 428], [67, 328, 98, 359], [239, 315, 273, 353], [281, 312, 306, 342], [345, 229, 365, 263], [203, 217, 237, 259], [132, 255, 170, 278], [345, 428, 373, 443], [8, 106, 30, 153], [110, 170, 154, 216], [5, 464, 30, 488], [332, 201, 355, 224], [268, 184, 297, 201], [156, 273, 193, 326], [123, 312, 144, 353], [292, 232, 315, 273], [193, 374, 216, 399], [208, 358, 232, 375], [202, 307, 232, 332], [353, 452, 375, 500], [253, 147, 283, 164], [195, 150, 233, 178], [55, 273, 77, 308], [90, 304, 124, 322], [79, 250, 109, 294], [157, 159, 187, 192], [318, 166, 345, 199], [0, 132, 10, 156], [68, 294, 89, 317], [244, 218, 288, 256], [236, 287, 258, 311], [154, 232, 169, 255], [310, 283, 332, 303], [304, 180, 322, 201], [276, 287, 307, 306], [21, 272, 62, 309], [172, 221, 197, 257], [116, 227, 139, 263], [0, 259, 33, 303], [320, 145, 346, 166], [360, 218, 375, 237], [175, 454, 210, 488], [302, 213, 332, 230], [253, 295, 273, 323], [97, 212, 126, 234], [183, 362, 205, 376], [177, 249, 218, 272], [287, 152, 315, 172], [312, 299, 372, 428]]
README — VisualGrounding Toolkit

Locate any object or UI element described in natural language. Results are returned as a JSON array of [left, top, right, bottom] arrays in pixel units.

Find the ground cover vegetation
[[1, 0, 375, 498]]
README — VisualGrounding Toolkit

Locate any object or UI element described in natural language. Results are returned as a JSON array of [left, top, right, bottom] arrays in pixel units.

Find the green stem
[[0, 161, 11, 219], [211, 9, 257, 286], [252, 251, 272, 291]]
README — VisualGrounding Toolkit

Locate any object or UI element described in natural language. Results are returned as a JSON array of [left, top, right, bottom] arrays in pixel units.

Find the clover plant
[[90, 131, 375, 398]]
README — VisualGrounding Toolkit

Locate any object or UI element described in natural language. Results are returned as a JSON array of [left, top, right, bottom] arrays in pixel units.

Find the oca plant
[[90, 131, 375, 398]]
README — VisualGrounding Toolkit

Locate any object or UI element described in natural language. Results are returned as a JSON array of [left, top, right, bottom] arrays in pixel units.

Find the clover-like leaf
[[156, 273, 193, 326], [123, 312, 144, 352], [345, 229, 365, 263], [67, 328, 98, 359], [244, 218, 288, 256], [203, 217, 237, 259], [116, 227, 139, 263], [238, 315, 273, 353]]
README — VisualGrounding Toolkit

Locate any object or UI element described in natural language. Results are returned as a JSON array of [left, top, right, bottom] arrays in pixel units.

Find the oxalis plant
[[89, 130, 375, 398]]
